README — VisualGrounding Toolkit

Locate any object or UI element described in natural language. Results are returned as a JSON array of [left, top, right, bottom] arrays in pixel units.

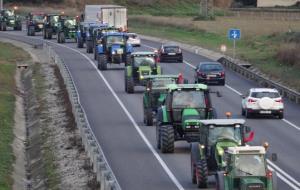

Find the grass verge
[[0, 42, 30, 190], [129, 18, 300, 91]]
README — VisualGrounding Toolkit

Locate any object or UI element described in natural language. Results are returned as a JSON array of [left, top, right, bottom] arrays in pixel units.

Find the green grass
[[129, 20, 300, 91], [0, 42, 30, 190]]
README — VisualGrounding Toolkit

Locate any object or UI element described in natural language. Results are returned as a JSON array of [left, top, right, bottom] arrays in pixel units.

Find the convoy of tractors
[[1, 4, 279, 190]]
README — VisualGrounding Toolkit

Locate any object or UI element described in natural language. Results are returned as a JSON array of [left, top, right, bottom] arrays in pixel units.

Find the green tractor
[[57, 16, 77, 43], [216, 146, 278, 190], [190, 119, 255, 188], [156, 84, 217, 153], [43, 13, 62, 39], [0, 9, 22, 31], [143, 74, 186, 126], [125, 52, 161, 93]]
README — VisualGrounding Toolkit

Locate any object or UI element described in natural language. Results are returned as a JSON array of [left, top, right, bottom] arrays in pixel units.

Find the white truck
[[84, 5, 128, 31]]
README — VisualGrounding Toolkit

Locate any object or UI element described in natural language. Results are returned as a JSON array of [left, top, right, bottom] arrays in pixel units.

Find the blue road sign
[[228, 29, 241, 40]]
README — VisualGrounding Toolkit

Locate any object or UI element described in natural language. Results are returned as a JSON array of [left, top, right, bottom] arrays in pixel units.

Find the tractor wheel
[[272, 171, 278, 190], [145, 108, 153, 126], [216, 172, 225, 190], [59, 32, 65, 43], [47, 29, 52, 39], [125, 54, 131, 66], [86, 41, 93, 53], [77, 37, 84, 48], [160, 125, 175, 153], [94, 46, 98, 60], [98, 54, 107, 70], [29, 26, 35, 36], [156, 124, 161, 149], [125, 75, 134, 94], [196, 159, 208, 188], [191, 143, 200, 184], [1, 23, 7, 31], [57, 32, 61, 43], [0, 23, 2, 31], [43, 30, 46, 39]]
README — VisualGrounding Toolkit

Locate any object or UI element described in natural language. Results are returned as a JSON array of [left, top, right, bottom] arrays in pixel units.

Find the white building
[[257, 0, 300, 7]]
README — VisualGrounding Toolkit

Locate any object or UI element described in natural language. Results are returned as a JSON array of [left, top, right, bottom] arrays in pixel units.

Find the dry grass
[[276, 43, 300, 67], [130, 15, 300, 37]]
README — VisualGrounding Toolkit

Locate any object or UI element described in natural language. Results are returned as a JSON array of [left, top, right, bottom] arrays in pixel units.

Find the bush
[[276, 43, 300, 67]]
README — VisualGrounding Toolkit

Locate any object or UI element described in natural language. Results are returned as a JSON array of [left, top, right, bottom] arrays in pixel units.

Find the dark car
[[194, 62, 225, 85], [158, 44, 183, 63]]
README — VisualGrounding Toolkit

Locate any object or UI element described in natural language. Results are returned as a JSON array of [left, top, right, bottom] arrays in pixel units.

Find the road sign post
[[228, 29, 241, 60]]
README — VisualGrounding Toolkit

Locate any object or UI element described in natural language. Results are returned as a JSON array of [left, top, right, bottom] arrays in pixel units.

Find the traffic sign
[[228, 29, 241, 40]]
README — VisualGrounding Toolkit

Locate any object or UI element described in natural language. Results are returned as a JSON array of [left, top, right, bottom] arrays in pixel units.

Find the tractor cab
[[190, 119, 255, 188], [125, 52, 162, 93], [85, 23, 108, 53], [0, 9, 22, 31], [43, 13, 62, 39], [57, 16, 78, 43], [97, 32, 133, 70], [26, 12, 44, 35], [215, 146, 277, 190], [143, 75, 183, 126], [156, 83, 216, 153]]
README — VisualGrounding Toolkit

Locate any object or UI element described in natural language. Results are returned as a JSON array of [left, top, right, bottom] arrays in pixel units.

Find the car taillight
[[178, 48, 182, 53], [248, 98, 257, 103], [220, 71, 225, 78], [197, 71, 206, 77], [275, 99, 283, 103]]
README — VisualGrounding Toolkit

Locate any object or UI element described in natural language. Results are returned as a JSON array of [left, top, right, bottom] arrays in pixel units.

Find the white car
[[241, 88, 284, 119], [127, 33, 141, 47]]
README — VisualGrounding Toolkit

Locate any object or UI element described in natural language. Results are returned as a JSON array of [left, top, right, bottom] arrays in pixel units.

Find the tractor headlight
[[112, 51, 116, 55], [186, 125, 191, 129], [218, 149, 224, 155], [140, 75, 144, 79]]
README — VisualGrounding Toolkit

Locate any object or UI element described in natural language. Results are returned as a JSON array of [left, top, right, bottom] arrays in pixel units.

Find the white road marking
[[142, 42, 300, 189]]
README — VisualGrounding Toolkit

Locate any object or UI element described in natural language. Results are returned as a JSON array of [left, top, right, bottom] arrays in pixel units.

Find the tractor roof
[[103, 32, 126, 36], [199, 119, 245, 126], [131, 51, 156, 56], [167, 83, 207, 91], [143, 75, 179, 80], [227, 146, 266, 155]]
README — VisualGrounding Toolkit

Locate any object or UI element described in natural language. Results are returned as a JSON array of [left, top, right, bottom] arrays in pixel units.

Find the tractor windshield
[[152, 78, 176, 88], [32, 15, 44, 22], [107, 35, 125, 45], [134, 57, 155, 67], [64, 19, 76, 28], [234, 154, 266, 176], [5, 10, 14, 17], [172, 90, 206, 108], [208, 126, 242, 145]]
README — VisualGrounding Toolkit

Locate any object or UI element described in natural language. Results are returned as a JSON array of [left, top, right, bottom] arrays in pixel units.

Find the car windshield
[[200, 63, 223, 72], [107, 35, 125, 45], [134, 57, 155, 67], [251, 91, 280, 98], [164, 46, 179, 53], [234, 154, 266, 176], [152, 78, 176, 88], [32, 15, 44, 22], [208, 126, 242, 145], [172, 90, 206, 108]]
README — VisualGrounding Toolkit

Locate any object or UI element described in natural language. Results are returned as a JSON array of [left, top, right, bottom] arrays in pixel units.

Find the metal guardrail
[[43, 43, 121, 190], [218, 57, 300, 104]]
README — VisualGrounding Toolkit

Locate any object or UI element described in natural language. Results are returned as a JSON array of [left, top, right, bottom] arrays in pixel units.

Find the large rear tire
[[145, 108, 153, 126], [86, 41, 93, 53], [1, 23, 7, 31], [77, 37, 84, 48], [125, 75, 134, 94], [94, 46, 98, 60], [191, 143, 200, 184], [160, 125, 175, 153], [196, 159, 208, 188], [97, 54, 107, 70], [47, 29, 52, 39]]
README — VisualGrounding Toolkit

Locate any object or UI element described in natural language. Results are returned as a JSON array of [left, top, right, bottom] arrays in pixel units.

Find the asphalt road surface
[[1, 29, 299, 190]]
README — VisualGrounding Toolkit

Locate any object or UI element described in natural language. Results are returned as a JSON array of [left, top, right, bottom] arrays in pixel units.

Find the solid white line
[[142, 42, 300, 189], [47, 41, 185, 190], [267, 160, 300, 188]]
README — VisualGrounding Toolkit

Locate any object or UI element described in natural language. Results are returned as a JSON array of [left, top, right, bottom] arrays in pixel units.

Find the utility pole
[[0, 0, 3, 10]]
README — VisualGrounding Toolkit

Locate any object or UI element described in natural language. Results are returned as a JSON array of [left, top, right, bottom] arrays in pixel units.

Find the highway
[[1, 30, 299, 190]]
